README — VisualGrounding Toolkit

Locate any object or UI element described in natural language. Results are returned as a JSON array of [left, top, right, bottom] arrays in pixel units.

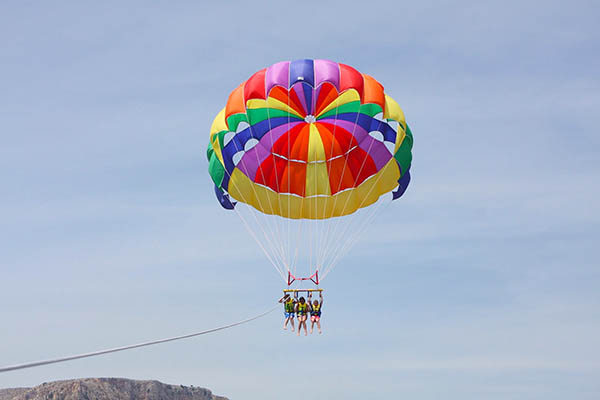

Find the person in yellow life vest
[[278, 294, 296, 332], [308, 292, 323, 334], [295, 296, 309, 336]]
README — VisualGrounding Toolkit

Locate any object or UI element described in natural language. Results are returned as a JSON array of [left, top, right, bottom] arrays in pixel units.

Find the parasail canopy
[[207, 59, 413, 281]]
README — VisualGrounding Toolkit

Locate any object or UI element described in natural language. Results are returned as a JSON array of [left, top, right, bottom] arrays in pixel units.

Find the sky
[[1, 1, 599, 399]]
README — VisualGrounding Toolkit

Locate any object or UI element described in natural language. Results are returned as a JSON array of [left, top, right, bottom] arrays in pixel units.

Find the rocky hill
[[0, 378, 227, 400], [0, 388, 28, 400]]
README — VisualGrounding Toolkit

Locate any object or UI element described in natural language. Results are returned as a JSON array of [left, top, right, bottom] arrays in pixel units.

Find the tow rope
[[0, 304, 278, 373]]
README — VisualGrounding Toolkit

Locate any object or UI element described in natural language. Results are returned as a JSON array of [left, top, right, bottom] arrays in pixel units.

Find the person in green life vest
[[278, 294, 296, 332], [295, 296, 309, 336], [308, 292, 323, 334]]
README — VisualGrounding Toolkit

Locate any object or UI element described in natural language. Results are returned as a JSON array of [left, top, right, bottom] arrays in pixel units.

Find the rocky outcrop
[[0, 388, 28, 400], [0, 378, 227, 400]]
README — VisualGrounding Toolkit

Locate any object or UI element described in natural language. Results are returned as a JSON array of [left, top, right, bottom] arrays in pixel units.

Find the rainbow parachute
[[207, 59, 413, 281]]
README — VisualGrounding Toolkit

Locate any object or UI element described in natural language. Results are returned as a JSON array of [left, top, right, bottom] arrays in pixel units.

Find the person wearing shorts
[[278, 294, 296, 332], [295, 296, 309, 336], [308, 292, 323, 334]]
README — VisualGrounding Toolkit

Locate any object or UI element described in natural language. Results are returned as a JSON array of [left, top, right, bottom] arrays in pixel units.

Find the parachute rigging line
[[0, 304, 279, 373]]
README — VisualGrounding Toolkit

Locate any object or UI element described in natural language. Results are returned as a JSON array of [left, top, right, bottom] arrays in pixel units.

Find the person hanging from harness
[[278, 293, 296, 332], [308, 291, 323, 334], [295, 296, 309, 336]]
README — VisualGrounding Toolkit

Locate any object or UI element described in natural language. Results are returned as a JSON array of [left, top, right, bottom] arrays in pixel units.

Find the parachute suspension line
[[322, 196, 392, 279], [244, 104, 297, 274], [319, 214, 356, 278], [232, 187, 286, 273], [286, 85, 292, 279], [259, 213, 288, 275], [322, 127, 398, 279], [323, 112, 364, 270], [321, 185, 386, 278], [319, 103, 388, 278], [317, 213, 346, 276], [318, 195, 383, 279], [315, 101, 366, 276], [315, 92, 342, 274], [226, 189, 287, 276], [292, 195, 308, 278], [290, 216, 302, 278], [321, 199, 379, 278], [312, 83, 323, 280], [252, 211, 286, 273], [332, 198, 391, 274], [321, 211, 373, 279], [312, 149, 317, 280], [264, 85, 290, 275], [235, 202, 287, 277], [316, 93, 341, 273], [315, 91, 343, 278], [312, 164, 320, 279], [318, 214, 351, 276], [258, 85, 287, 277], [228, 176, 287, 277], [240, 111, 289, 273], [219, 139, 288, 278], [309, 194, 313, 280], [0, 304, 279, 374], [233, 206, 286, 280], [315, 217, 325, 280]]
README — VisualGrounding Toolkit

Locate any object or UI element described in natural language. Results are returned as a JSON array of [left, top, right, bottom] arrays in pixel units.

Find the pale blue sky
[[1, 1, 599, 399]]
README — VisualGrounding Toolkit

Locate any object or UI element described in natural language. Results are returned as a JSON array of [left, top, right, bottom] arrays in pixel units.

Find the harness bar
[[283, 289, 323, 294], [287, 270, 319, 286]]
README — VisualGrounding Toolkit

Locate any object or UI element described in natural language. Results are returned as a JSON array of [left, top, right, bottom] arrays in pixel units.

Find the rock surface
[[0, 389, 28, 400], [0, 378, 227, 400]]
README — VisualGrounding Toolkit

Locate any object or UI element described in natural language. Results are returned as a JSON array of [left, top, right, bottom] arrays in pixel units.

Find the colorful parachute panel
[[207, 59, 413, 219]]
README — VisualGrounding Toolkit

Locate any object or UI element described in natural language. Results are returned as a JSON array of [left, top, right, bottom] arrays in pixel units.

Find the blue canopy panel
[[214, 185, 236, 210]]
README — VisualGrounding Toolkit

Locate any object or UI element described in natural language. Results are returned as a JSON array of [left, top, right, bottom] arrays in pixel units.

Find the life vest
[[311, 303, 321, 315], [284, 300, 295, 313], [297, 303, 308, 315]]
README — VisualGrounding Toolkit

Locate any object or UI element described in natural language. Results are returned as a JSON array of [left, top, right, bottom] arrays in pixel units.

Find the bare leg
[[310, 319, 314, 334], [290, 318, 295, 332], [283, 317, 290, 330], [317, 319, 321, 334], [297, 316, 306, 336]]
